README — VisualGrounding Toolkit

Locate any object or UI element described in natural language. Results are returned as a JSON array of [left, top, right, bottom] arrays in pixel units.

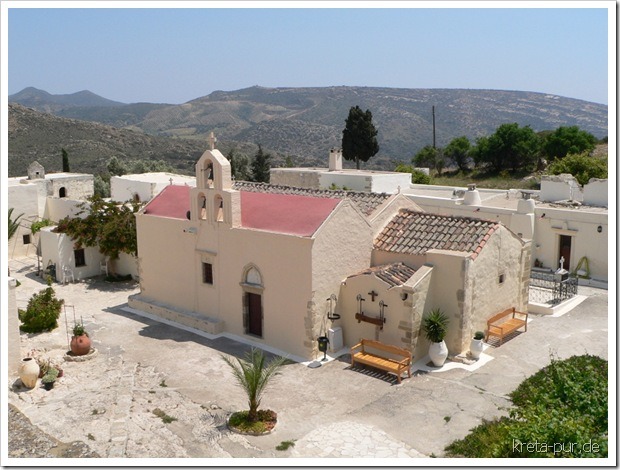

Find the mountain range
[[8, 86, 608, 177]]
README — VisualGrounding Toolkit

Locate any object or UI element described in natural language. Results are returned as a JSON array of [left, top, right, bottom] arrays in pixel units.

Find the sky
[[4, 2, 613, 106]]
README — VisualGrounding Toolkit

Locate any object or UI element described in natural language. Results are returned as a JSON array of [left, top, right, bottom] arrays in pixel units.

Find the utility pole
[[432, 105, 436, 149]]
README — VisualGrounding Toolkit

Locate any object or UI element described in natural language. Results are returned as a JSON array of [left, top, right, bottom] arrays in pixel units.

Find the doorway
[[247, 293, 262, 337], [558, 235, 572, 271]]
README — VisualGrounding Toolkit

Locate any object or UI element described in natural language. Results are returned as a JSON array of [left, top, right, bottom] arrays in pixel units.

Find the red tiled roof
[[142, 185, 190, 220], [374, 209, 499, 259], [241, 191, 340, 237], [349, 263, 417, 287]]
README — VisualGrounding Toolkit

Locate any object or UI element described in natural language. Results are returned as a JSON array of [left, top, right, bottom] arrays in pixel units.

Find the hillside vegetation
[[8, 86, 607, 177]]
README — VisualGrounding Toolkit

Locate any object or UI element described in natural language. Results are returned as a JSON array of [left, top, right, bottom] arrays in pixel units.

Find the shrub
[[547, 152, 607, 186], [411, 169, 431, 184], [445, 354, 608, 458], [18, 283, 64, 333]]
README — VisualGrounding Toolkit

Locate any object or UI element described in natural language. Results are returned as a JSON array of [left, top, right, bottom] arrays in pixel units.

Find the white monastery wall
[[310, 202, 374, 358], [582, 179, 608, 208], [463, 228, 528, 352], [532, 208, 607, 280], [43, 198, 85, 222], [269, 169, 321, 190], [111, 178, 154, 203], [40, 228, 103, 282], [218, 228, 314, 360], [135, 215, 195, 312], [8, 278, 21, 375]]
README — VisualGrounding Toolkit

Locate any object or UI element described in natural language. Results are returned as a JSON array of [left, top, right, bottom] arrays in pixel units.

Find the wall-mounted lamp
[[540, 213, 546, 219], [597, 225, 603, 233]]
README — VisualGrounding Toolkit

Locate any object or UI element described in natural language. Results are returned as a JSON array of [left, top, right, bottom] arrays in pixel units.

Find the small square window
[[202, 262, 213, 285], [22, 234, 31, 245], [74, 248, 86, 267]]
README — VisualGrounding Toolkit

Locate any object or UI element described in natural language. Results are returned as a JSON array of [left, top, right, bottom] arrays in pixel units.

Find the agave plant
[[422, 308, 450, 343], [221, 348, 286, 422], [8, 208, 24, 240]]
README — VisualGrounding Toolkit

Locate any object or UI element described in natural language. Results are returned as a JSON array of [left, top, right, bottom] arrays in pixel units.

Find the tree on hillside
[[62, 148, 70, 172], [228, 149, 251, 181], [547, 152, 607, 186], [56, 196, 141, 274], [107, 156, 127, 176], [251, 145, 271, 183], [444, 136, 471, 172], [542, 126, 597, 161], [471, 123, 540, 172], [342, 106, 379, 169], [413, 145, 446, 175]]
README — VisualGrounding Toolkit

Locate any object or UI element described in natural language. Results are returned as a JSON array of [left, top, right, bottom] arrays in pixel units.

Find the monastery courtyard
[[7, 256, 609, 461]]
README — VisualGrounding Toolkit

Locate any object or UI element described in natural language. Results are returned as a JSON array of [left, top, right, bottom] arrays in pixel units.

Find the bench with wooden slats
[[485, 307, 528, 345], [350, 339, 412, 383]]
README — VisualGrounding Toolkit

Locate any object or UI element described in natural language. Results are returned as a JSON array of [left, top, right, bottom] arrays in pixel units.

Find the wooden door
[[558, 235, 572, 271], [247, 293, 262, 337]]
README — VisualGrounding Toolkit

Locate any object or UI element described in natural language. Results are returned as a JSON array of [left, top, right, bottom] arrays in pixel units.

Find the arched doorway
[[242, 266, 263, 338], [59, 187, 67, 198]]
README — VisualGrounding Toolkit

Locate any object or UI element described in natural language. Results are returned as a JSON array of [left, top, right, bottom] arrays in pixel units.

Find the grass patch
[[87, 433, 95, 441], [444, 416, 451, 424], [276, 440, 296, 451], [152, 408, 177, 424], [445, 355, 608, 458], [228, 410, 277, 435], [159, 379, 167, 387]]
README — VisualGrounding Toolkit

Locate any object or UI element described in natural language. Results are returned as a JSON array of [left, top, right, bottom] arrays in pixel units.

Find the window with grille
[[202, 262, 214, 284]]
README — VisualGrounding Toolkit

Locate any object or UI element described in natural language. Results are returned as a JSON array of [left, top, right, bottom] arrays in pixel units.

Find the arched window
[[198, 193, 207, 220], [59, 187, 67, 198], [214, 195, 224, 222], [203, 160, 215, 189], [245, 266, 262, 286]]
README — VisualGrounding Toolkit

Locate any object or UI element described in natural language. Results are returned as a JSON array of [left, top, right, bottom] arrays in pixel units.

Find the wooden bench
[[485, 307, 528, 345], [350, 339, 412, 383]]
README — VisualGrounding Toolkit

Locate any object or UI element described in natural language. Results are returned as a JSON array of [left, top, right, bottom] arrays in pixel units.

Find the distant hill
[[7, 103, 215, 177], [8, 86, 608, 175]]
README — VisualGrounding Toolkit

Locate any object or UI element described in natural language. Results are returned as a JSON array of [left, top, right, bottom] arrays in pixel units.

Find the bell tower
[[190, 133, 240, 226]]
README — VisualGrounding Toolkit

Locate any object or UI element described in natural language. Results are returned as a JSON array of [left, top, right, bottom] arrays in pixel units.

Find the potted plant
[[470, 331, 485, 360], [70, 321, 91, 356], [422, 308, 450, 367], [41, 367, 59, 391]]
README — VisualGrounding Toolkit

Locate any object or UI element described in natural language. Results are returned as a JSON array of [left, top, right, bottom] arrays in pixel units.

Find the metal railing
[[529, 271, 578, 305]]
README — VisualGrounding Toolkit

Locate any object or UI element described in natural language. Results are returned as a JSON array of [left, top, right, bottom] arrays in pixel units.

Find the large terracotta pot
[[70, 334, 91, 356], [428, 340, 448, 367], [19, 357, 40, 388]]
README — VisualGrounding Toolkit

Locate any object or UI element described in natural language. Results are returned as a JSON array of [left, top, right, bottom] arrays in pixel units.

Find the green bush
[[411, 169, 431, 184], [18, 284, 64, 334], [446, 355, 608, 458], [547, 152, 607, 186]]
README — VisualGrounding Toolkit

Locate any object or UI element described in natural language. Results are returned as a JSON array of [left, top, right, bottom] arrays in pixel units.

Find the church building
[[130, 145, 530, 362]]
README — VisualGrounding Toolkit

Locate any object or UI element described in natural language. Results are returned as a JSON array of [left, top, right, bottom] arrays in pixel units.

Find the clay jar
[[19, 357, 40, 388], [70, 334, 91, 356]]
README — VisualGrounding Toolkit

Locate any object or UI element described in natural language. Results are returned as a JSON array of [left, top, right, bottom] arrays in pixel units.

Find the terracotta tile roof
[[232, 181, 391, 216], [374, 209, 500, 259], [350, 263, 417, 287]]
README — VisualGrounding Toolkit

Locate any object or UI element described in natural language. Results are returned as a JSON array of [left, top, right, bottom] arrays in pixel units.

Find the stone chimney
[[329, 148, 343, 171]]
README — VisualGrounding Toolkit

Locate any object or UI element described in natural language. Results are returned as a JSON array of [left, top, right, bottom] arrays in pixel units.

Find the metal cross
[[368, 290, 378, 302]]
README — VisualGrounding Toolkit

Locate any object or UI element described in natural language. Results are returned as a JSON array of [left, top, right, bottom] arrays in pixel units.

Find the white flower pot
[[19, 357, 40, 389], [428, 340, 448, 367], [470, 338, 484, 359]]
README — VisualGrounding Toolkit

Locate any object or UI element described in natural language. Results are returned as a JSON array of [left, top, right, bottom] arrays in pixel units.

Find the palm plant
[[422, 308, 450, 343], [8, 208, 24, 240], [221, 348, 286, 422]]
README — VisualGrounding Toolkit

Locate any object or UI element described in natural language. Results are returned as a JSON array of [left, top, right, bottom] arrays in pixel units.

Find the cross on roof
[[208, 132, 217, 150]]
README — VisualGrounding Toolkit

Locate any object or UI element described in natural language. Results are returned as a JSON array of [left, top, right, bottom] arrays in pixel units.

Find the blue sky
[[5, 3, 612, 105]]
